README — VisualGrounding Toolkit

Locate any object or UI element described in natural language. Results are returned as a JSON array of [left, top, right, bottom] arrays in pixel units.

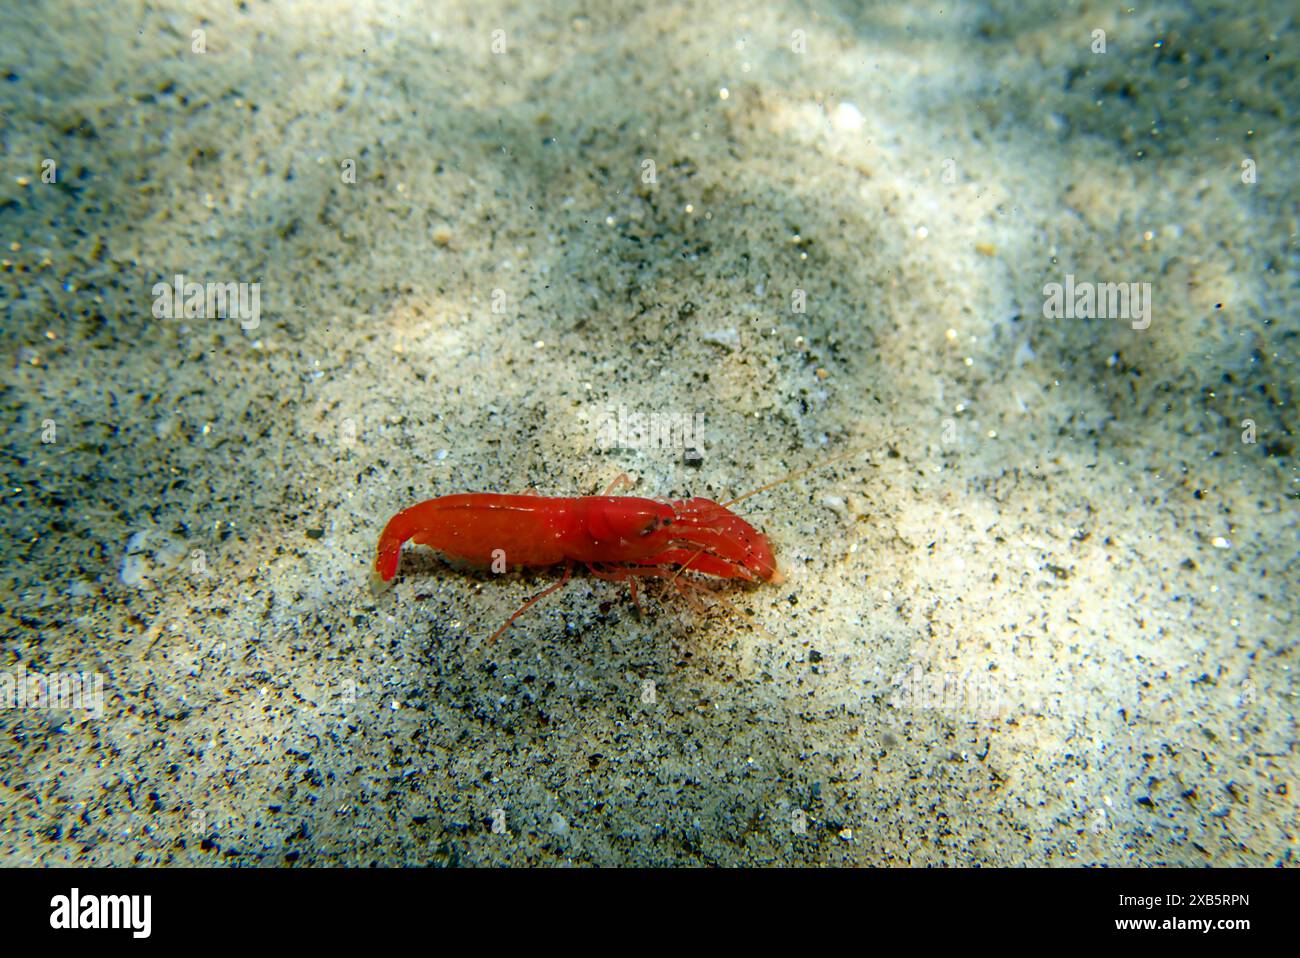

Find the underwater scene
[[0, 0, 1294, 867]]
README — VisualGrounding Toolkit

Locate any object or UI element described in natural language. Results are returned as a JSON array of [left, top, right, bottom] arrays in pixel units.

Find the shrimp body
[[374, 493, 781, 585]]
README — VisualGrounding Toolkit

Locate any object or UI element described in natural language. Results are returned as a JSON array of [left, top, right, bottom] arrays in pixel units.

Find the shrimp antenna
[[720, 444, 870, 509]]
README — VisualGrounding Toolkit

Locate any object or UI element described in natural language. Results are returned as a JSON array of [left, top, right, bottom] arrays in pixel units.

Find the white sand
[[0, 0, 1294, 864]]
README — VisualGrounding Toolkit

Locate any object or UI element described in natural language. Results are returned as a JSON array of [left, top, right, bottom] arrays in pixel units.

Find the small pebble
[[832, 102, 864, 132], [120, 553, 147, 587], [821, 494, 847, 517]]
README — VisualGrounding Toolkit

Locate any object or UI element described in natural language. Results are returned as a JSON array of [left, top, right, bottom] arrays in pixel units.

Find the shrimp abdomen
[[375, 494, 574, 581]]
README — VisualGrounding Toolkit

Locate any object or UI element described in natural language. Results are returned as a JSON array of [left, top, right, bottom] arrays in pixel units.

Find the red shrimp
[[373, 479, 785, 643]]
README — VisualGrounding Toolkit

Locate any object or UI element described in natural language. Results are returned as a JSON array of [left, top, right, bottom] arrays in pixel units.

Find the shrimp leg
[[587, 562, 647, 616], [486, 561, 573, 645], [601, 473, 636, 495]]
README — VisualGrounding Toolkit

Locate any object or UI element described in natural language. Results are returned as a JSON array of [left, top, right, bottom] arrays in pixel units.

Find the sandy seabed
[[0, 0, 1295, 865]]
